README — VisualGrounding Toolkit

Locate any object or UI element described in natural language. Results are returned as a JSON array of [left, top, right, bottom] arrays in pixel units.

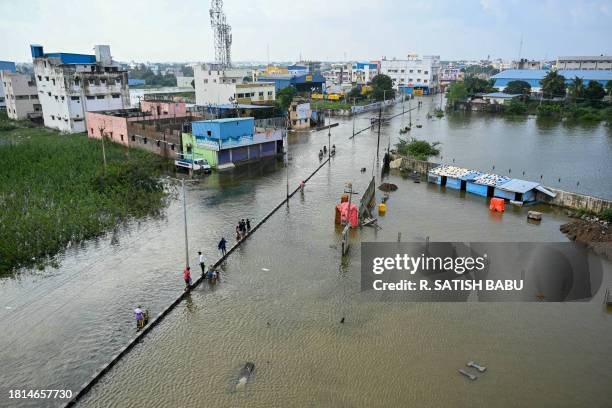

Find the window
[[51, 115, 55, 120], [47, 92, 51, 96], [86, 96, 95, 100], [204, 79, 208, 84], [409, 69, 413, 73], [90, 128, 94, 134], [400, 69, 404, 73], [268, 91, 272, 96], [131, 135, 136, 142], [96, 95, 105, 99], [424, 79, 428, 83], [111, 94, 120, 99], [120, 134, 124, 141], [237, 93, 244, 98], [55, 95, 58, 100], [207, 130, 211, 136], [170, 144, 175, 151], [232, 79, 236, 83], [424, 70, 428, 74], [37, 75, 42, 81], [417, 69, 421, 73], [52, 79, 55, 85], [143, 137, 147, 144], [45, 76, 49, 81], [71, 96, 80, 101], [259, 92, 264, 97], [61, 96, 65, 101], [73, 118, 83, 122]]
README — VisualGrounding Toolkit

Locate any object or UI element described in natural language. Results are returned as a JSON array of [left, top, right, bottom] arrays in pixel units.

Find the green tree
[[182, 65, 194, 77], [605, 80, 612, 96], [540, 70, 566, 99], [503, 80, 531, 97], [276, 86, 296, 113], [464, 76, 493, 95], [370, 74, 395, 101], [242, 76, 252, 83], [348, 85, 361, 99], [585, 81, 605, 101], [567, 76, 586, 101], [446, 82, 468, 108]]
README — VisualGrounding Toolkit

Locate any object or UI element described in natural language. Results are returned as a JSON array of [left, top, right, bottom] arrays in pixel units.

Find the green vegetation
[[446, 82, 469, 107], [540, 70, 566, 99], [395, 138, 441, 161], [505, 99, 528, 116], [600, 209, 612, 223], [0, 116, 169, 274], [503, 80, 531, 97], [371, 74, 395, 101], [310, 99, 369, 110], [128, 64, 177, 87], [276, 86, 296, 113], [464, 76, 496, 95]]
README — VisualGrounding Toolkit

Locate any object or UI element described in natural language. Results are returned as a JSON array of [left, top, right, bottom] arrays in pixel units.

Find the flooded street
[[1, 97, 611, 407]]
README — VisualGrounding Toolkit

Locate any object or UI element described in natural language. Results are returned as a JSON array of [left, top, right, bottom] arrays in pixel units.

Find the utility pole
[[327, 108, 331, 158], [98, 125, 107, 175], [286, 150, 289, 205], [182, 179, 189, 269], [352, 98, 355, 138], [376, 106, 382, 162]]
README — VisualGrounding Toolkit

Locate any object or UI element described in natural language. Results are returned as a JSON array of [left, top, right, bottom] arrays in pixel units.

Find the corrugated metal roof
[[558, 56, 612, 61], [483, 92, 521, 98], [492, 69, 612, 81], [498, 179, 540, 193]]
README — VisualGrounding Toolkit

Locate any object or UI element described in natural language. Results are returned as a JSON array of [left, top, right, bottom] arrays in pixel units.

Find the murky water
[[1, 96, 611, 407]]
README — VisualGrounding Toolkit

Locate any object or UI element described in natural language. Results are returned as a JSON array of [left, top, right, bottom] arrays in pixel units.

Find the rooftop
[[557, 56, 612, 61], [492, 69, 612, 81], [483, 92, 521, 98], [194, 117, 254, 124]]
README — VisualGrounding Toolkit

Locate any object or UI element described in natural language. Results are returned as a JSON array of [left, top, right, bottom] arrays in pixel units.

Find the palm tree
[[540, 70, 566, 99], [568, 76, 585, 101]]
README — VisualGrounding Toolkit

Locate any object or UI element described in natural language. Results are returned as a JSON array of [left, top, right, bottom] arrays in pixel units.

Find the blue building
[[257, 73, 325, 92], [182, 117, 285, 169], [128, 79, 146, 86], [491, 69, 612, 92]]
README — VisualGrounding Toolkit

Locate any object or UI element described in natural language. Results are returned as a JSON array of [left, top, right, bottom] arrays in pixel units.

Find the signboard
[[305, 75, 313, 82]]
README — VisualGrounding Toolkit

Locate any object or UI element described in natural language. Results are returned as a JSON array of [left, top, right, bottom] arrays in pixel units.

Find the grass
[[309, 99, 371, 111], [0, 114, 170, 274], [395, 138, 441, 161]]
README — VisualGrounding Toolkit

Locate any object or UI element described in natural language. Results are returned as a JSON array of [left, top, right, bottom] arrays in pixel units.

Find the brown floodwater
[[1, 96, 611, 408]]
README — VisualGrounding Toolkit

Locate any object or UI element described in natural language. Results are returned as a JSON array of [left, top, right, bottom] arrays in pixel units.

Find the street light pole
[[182, 179, 189, 269], [327, 108, 331, 158]]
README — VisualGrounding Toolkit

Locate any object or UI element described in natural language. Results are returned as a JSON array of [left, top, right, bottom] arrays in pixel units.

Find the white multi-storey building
[[380, 55, 440, 95], [31, 44, 130, 133], [194, 64, 275, 106], [556, 56, 612, 70], [0, 70, 41, 120]]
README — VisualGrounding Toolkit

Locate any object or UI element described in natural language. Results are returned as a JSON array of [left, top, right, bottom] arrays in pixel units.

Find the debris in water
[[231, 362, 255, 392], [458, 369, 477, 380], [378, 183, 398, 192], [340, 317, 345, 324], [467, 361, 487, 372], [261, 268, 270, 271]]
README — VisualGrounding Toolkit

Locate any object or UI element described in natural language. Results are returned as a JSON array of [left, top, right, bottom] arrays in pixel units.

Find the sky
[[1, 0, 611, 63]]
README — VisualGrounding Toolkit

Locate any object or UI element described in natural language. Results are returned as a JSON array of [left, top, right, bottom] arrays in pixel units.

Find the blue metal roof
[[45, 53, 96, 64], [558, 70, 612, 81], [492, 69, 612, 81], [483, 92, 520, 98], [0, 61, 16, 72], [491, 70, 548, 80], [196, 117, 254, 123]]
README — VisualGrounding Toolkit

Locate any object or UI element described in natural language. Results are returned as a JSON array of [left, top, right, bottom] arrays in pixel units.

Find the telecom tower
[[209, 0, 232, 68]]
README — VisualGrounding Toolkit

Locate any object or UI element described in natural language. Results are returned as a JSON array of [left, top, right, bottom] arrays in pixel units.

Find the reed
[[0, 120, 169, 274]]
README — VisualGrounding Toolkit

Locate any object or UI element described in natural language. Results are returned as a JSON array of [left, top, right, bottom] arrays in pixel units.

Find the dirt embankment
[[560, 217, 612, 261]]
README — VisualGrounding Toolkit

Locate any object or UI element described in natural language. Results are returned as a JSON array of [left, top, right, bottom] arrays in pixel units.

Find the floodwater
[[1, 96, 611, 408]]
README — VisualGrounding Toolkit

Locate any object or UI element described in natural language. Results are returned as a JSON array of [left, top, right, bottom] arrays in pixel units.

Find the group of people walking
[[318, 145, 336, 160], [235, 218, 251, 241]]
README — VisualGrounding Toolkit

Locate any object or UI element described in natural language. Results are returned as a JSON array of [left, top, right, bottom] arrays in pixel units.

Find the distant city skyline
[[1, 0, 611, 63]]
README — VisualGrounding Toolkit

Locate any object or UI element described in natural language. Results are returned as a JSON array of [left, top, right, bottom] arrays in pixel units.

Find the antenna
[[210, 0, 232, 67], [518, 33, 523, 61]]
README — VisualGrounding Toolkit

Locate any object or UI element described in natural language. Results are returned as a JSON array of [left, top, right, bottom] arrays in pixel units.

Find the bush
[[505, 99, 527, 115], [537, 103, 564, 117], [395, 138, 440, 161], [600, 209, 612, 223]]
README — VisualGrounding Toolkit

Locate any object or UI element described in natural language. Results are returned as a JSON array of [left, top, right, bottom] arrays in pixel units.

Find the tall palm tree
[[568, 76, 585, 101]]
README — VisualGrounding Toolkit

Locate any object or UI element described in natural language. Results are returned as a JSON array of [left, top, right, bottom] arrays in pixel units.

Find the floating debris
[[467, 361, 487, 372], [378, 183, 398, 192], [458, 369, 477, 380], [261, 268, 270, 271]]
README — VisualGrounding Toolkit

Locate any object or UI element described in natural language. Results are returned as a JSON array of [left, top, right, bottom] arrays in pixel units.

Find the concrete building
[[380, 55, 440, 95], [556, 56, 612, 70], [85, 101, 192, 158], [323, 63, 352, 85], [256, 73, 325, 93], [193, 64, 275, 106], [31, 44, 130, 133], [0, 61, 16, 110], [181, 117, 285, 169], [491, 69, 612, 93], [1, 70, 42, 120], [288, 101, 311, 130], [512, 59, 544, 70], [351, 62, 379, 84], [176, 76, 194, 89]]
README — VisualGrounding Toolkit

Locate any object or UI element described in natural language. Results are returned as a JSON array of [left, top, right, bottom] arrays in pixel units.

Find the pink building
[[140, 100, 188, 119], [86, 111, 130, 146]]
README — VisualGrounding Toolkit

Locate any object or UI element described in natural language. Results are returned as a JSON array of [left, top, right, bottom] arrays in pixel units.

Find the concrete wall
[[1, 71, 40, 119], [140, 100, 188, 119], [536, 187, 612, 213], [399, 156, 439, 174]]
